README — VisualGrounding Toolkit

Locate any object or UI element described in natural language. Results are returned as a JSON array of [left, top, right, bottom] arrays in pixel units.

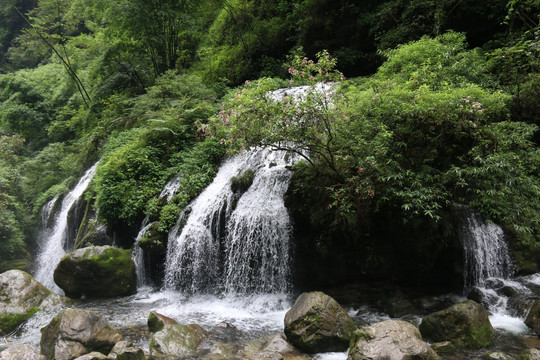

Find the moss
[[0, 307, 39, 335], [350, 328, 374, 344], [463, 322, 494, 349], [148, 312, 165, 333], [230, 169, 255, 193]]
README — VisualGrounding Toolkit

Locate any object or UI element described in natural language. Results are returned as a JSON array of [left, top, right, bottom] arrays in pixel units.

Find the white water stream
[[34, 162, 99, 294], [460, 208, 531, 334], [164, 147, 301, 294]]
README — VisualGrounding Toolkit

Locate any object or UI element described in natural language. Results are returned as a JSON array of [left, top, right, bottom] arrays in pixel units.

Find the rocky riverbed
[[2, 270, 540, 359]]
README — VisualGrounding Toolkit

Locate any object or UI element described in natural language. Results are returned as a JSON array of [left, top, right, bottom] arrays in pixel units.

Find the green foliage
[[208, 34, 538, 254], [94, 73, 222, 228], [377, 32, 495, 89]]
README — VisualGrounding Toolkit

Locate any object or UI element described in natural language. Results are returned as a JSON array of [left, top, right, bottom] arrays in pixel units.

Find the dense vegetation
[[0, 0, 538, 288]]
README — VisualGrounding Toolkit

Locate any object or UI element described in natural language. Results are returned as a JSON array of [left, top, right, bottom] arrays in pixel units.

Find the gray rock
[[284, 291, 355, 353], [522, 349, 540, 360], [348, 320, 439, 360], [0, 344, 46, 360], [108, 341, 145, 360], [150, 323, 208, 358], [525, 300, 540, 335], [419, 300, 494, 349], [73, 352, 110, 360], [261, 334, 294, 354], [40, 308, 123, 360], [0, 270, 68, 335], [54, 246, 136, 298]]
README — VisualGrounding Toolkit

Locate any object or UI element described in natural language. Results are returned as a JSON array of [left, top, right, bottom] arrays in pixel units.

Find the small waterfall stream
[[132, 216, 152, 287], [164, 147, 301, 294], [460, 207, 530, 333], [460, 209, 514, 288], [34, 162, 99, 293]]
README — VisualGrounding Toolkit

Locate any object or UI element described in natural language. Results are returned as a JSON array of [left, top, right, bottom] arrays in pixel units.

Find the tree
[[115, 0, 198, 76]]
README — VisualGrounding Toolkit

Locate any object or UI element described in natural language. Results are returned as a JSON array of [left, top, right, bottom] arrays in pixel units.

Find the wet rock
[[284, 291, 355, 353], [348, 320, 439, 360], [149, 323, 207, 358], [261, 334, 294, 354], [419, 300, 494, 349], [108, 341, 145, 360], [207, 322, 242, 343], [414, 296, 442, 314], [484, 352, 513, 360], [0, 344, 46, 360], [40, 308, 123, 360], [148, 312, 177, 333], [431, 341, 456, 355], [382, 296, 418, 318], [198, 342, 242, 360], [254, 334, 310, 360], [0, 270, 68, 335], [198, 322, 243, 357], [73, 352, 109, 360], [54, 246, 136, 298], [467, 287, 486, 304], [525, 300, 540, 335], [522, 348, 540, 360]]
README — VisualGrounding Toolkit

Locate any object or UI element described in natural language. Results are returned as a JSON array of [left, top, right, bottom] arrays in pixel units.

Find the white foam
[[313, 351, 348, 360], [489, 314, 530, 335]]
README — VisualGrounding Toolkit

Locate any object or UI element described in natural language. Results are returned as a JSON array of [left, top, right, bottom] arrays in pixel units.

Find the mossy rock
[[0, 307, 39, 335], [148, 311, 177, 333], [150, 323, 208, 357], [525, 300, 540, 335], [231, 169, 255, 193], [0, 270, 68, 335], [284, 291, 356, 353], [419, 300, 494, 350], [54, 245, 136, 298]]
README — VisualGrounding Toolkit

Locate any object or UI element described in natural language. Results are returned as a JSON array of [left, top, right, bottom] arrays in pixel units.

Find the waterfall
[[460, 208, 514, 288], [458, 207, 531, 333], [133, 216, 152, 287], [164, 147, 301, 294], [34, 162, 99, 293]]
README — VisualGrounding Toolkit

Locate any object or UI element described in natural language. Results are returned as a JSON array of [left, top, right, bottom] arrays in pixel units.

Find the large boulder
[[40, 308, 123, 360], [525, 300, 540, 335], [149, 323, 208, 358], [0, 270, 67, 335], [284, 291, 355, 353], [54, 246, 136, 298], [419, 300, 494, 349], [348, 320, 439, 360], [0, 344, 46, 360]]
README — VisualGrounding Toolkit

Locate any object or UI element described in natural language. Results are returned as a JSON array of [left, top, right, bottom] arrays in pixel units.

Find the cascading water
[[164, 147, 301, 294], [133, 216, 152, 287], [34, 162, 99, 293], [460, 208, 514, 288], [459, 207, 531, 333]]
